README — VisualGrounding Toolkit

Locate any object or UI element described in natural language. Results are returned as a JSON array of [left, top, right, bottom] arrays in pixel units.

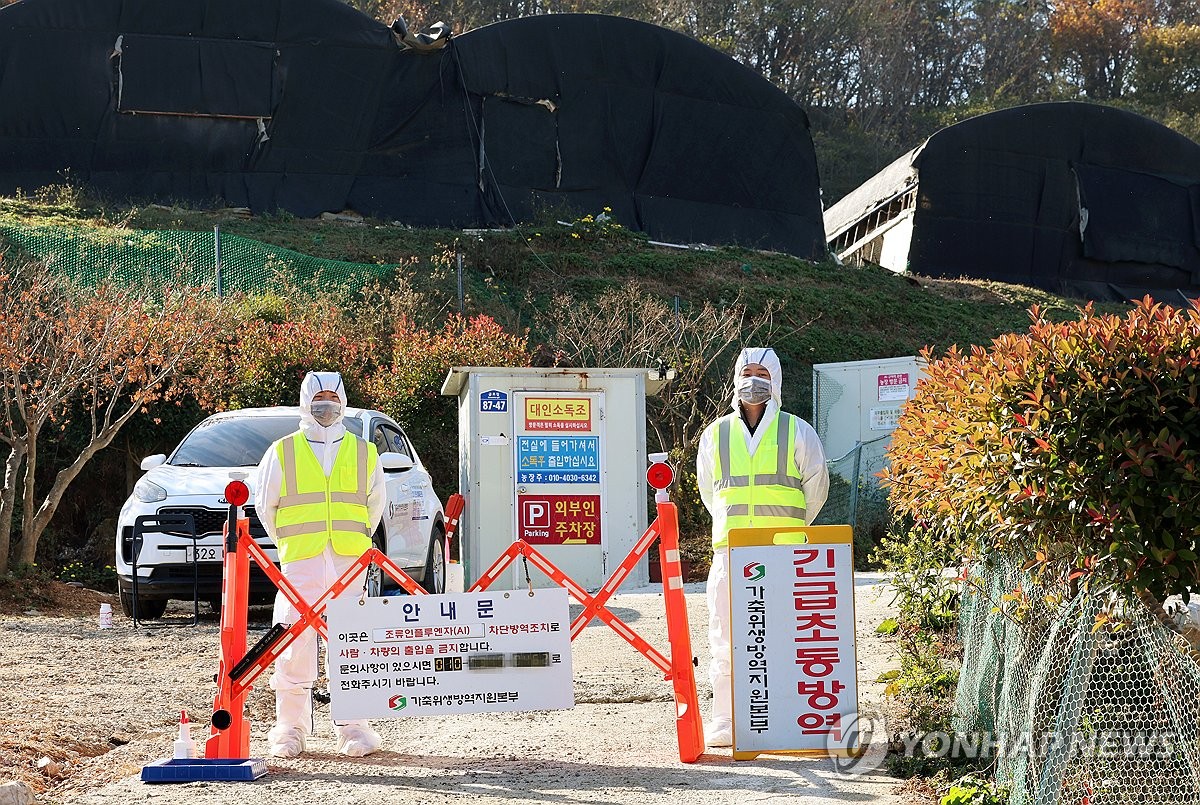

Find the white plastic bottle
[[446, 560, 465, 593], [173, 710, 197, 759], [98, 603, 113, 629]]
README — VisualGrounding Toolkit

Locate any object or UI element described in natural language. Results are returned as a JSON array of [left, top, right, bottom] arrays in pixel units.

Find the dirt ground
[[0, 574, 903, 804]]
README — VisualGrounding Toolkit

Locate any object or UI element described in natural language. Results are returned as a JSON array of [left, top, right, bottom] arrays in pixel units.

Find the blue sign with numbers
[[517, 436, 600, 484], [480, 389, 508, 413]]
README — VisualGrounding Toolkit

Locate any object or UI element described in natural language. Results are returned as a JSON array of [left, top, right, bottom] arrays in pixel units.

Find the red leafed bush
[[366, 314, 529, 424], [365, 314, 530, 494], [216, 300, 528, 498], [222, 295, 382, 410], [882, 297, 1200, 604]]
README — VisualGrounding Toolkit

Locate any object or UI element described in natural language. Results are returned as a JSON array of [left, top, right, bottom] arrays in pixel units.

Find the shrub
[[883, 624, 960, 719], [883, 297, 1200, 607], [671, 463, 714, 570], [56, 561, 117, 593], [223, 294, 383, 410], [527, 206, 637, 252], [365, 314, 530, 497], [0, 562, 55, 611], [940, 774, 1010, 805], [873, 521, 961, 631], [367, 314, 528, 423]]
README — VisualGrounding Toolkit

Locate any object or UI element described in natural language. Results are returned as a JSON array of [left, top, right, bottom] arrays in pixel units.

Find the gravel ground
[[0, 574, 902, 804]]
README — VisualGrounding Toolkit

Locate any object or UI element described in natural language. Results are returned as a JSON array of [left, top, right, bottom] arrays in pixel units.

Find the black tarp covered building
[[824, 102, 1200, 302], [0, 1, 826, 258]]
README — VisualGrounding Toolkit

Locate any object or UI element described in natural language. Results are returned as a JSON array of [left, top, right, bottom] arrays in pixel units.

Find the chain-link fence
[[812, 436, 891, 569], [0, 221, 399, 292], [810, 356, 923, 551], [956, 555, 1200, 805], [812, 365, 846, 442], [815, 435, 891, 528]]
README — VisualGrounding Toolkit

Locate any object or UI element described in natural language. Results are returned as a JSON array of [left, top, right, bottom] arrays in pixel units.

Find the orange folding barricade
[[204, 492, 703, 763]]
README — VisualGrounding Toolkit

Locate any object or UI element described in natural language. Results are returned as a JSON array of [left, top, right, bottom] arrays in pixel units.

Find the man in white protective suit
[[255, 371, 387, 758], [696, 347, 829, 747]]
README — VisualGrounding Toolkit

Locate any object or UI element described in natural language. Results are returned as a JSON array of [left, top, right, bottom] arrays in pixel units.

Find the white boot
[[335, 720, 382, 757], [269, 688, 312, 758], [267, 725, 306, 758], [705, 719, 733, 747], [705, 671, 733, 747]]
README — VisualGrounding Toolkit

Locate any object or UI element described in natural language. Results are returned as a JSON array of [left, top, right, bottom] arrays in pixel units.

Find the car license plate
[[186, 545, 224, 563]]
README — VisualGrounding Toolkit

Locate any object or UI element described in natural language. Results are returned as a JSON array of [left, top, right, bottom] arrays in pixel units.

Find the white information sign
[[327, 588, 573, 720], [869, 406, 902, 430], [730, 535, 858, 757]]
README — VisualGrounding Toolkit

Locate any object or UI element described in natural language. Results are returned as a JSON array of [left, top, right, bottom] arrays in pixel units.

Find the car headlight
[[133, 478, 167, 503]]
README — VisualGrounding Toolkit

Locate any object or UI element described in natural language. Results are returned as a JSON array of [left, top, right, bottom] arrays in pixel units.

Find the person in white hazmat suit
[[696, 348, 829, 747], [255, 371, 387, 758]]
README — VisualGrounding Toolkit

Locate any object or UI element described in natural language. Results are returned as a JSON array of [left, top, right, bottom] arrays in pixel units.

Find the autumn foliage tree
[[1133, 22, 1200, 111], [883, 297, 1200, 608], [0, 261, 224, 573], [0, 263, 76, 573], [1050, 0, 1158, 98]]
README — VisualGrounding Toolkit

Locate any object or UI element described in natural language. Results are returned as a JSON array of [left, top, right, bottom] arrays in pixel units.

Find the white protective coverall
[[696, 348, 829, 747], [255, 371, 388, 758]]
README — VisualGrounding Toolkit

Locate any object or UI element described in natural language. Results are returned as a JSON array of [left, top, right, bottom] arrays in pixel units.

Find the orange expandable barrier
[[204, 492, 702, 764]]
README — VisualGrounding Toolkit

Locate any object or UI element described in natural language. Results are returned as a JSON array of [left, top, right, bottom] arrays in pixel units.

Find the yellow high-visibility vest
[[273, 432, 377, 563], [709, 410, 807, 549]]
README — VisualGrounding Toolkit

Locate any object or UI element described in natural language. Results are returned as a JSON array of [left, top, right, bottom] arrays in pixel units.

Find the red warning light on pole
[[647, 461, 675, 491], [224, 480, 250, 507]]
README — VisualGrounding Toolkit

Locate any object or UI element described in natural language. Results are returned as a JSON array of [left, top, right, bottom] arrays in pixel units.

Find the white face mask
[[736, 375, 772, 405], [310, 401, 343, 428]]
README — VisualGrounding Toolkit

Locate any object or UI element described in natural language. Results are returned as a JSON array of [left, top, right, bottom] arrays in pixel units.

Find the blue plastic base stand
[[140, 757, 268, 783]]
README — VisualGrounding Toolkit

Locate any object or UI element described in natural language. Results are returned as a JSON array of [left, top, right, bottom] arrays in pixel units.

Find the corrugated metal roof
[[822, 144, 924, 242]]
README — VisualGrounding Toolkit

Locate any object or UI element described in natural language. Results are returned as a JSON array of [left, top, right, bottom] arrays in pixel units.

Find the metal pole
[[214, 225, 223, 298], [849, 441, 862, 530], [456, 248, 464, 314]]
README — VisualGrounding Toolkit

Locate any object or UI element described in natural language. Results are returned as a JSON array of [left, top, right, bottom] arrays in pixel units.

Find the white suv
[[115, 406, 447, 619]]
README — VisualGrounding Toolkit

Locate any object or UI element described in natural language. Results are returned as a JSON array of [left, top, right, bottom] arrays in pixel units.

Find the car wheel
[[365, 527, 388, 597], [119, 587, 168, 620], [421, 527, 446, 594]]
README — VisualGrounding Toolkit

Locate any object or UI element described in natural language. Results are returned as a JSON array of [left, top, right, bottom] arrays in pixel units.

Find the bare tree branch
[[0, 263, 223, 570]]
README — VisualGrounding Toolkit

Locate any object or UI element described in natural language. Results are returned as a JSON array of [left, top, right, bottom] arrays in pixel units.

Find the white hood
[[730, 347, 783, 411], [299, 371, 348, 441]]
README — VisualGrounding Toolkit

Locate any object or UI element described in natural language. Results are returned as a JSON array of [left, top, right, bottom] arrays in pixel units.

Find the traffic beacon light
[[223, 476, 250, 554], [647, 452, 675, 502], [224, 480, 250, 508]]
